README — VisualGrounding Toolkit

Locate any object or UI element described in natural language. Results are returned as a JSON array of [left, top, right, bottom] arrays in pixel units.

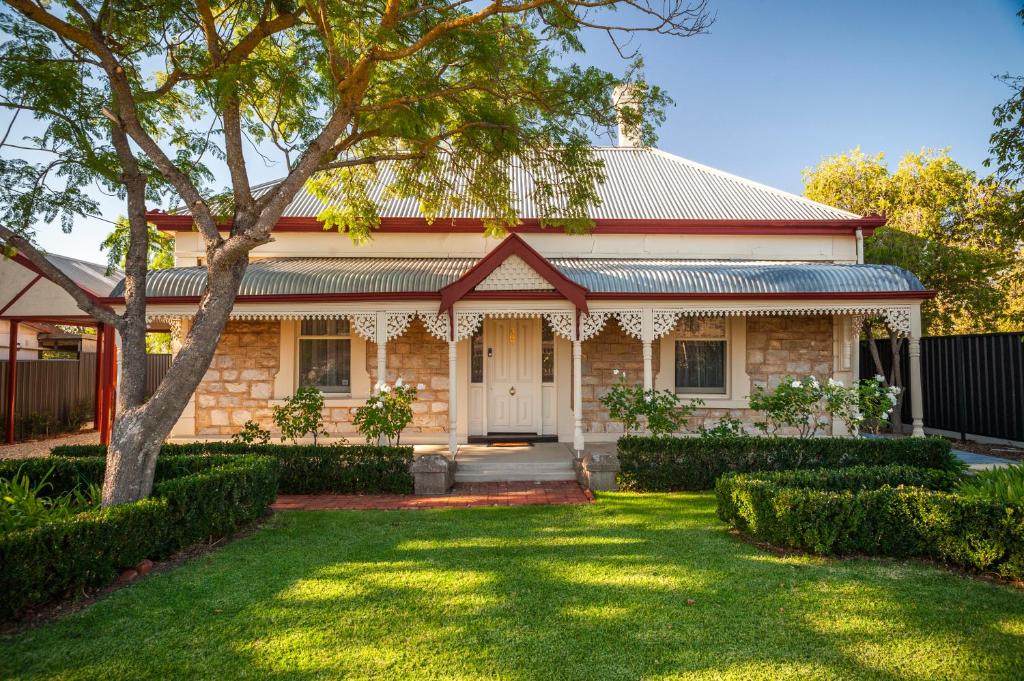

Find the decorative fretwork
[[579, 311, 613, 341], [882, 306, 912, 338], [384, 312, 416, 341], [349, 313, 377, 341], [614, 310, 644, 340], [417, 312, 451, 341], [475, 256, 555, 291], [454, 312, 484, 341], [652, 310, 683, 339], [542, 311, 576, 341]]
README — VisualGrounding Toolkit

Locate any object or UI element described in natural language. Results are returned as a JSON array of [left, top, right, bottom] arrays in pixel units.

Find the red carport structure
[[0, 252, 126, 444]]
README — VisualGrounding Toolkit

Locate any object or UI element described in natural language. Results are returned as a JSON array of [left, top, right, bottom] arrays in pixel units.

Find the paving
[[452, 442, 578, 482], [954, 448, 1017, 471], [272, 481, 593, 511]]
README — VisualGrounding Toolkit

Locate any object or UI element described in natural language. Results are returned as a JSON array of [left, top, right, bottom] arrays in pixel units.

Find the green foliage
[[959, 464, 1024, 506], [47, 442, 415, 495], [231, 419, 271, 445], [599, 371, 702, 436], [0, 455, 278, 620], [697, 415, 746, 439], [856, 375, 902, 434], [100, 218, 174, 272], [804, 147, 1024, 333], [716, 467, 1024, 579], [353, 380, 420, 445], [0, 464, 101, 532], [616, 435, 960, 492], [273, 385, 328, 444]]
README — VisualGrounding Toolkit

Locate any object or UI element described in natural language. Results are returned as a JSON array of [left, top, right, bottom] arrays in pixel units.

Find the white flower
[[875, 374, 885, 383], [809, 376, 819, 386], [374, 382, 382, 391], [887, 394, 898, 404], [381, 385, 391, 393], [828, 378, 844, 388], [416, 383, 426, 390], [395, 377, 404, 387], [613, 369, 620, 376], [791, 380, 802, 388]]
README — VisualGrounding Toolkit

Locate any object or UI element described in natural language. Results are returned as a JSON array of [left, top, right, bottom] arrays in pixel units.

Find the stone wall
[[581, 320, 660, 435], [195, 320, 279, 436], [580, 315, 834, 435], [366, 318, 450, 434]]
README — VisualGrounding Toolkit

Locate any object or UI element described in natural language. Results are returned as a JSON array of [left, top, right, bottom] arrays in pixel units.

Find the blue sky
[[31, 0, 1024, 264]]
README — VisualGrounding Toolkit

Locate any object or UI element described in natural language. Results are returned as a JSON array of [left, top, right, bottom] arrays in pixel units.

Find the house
[[0, 320, 60, 359], [121, 136, 931, 452]]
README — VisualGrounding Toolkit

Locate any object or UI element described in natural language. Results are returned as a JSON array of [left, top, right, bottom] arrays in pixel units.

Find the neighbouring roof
[[45, 253, 123, 296], [113, 257, 927, 299], [160, 147, 863, 223]]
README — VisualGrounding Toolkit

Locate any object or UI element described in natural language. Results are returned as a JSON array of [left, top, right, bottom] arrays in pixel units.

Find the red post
[[94, 323, 105, 435], [5, 319, 18, 444], [100, 325, 116, 445]]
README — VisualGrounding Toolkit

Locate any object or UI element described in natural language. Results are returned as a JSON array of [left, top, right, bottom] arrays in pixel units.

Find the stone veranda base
[[272, 481, 593, 511]]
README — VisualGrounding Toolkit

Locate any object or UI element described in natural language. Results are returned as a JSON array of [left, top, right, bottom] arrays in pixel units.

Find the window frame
[[296, 319, 353, 395], [673, 318, 729, 397]]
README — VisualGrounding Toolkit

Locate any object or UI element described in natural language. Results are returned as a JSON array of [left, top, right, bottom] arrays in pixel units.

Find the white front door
[[487, 318, 540, 433]]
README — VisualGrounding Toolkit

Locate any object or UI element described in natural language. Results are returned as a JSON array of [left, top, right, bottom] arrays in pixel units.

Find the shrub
[[600, 371, 702, 436], [958, 464, 1024, 505], [715, 466, 1024, 579], [353, 379, 421, 445], [697, 415, 746, 439], [231, 419, 271, 445], [48, 442, 415, 495], [0, 455, 278, 620], [0, 465, 101, 532], [273, 385, 328, 444], [616, 435, 960, 491]]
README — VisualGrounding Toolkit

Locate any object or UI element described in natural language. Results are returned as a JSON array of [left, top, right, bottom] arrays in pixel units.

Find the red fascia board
[[438, 234, 589, 312], [148, 212, 885, 237], [104, 289, 935, 306]]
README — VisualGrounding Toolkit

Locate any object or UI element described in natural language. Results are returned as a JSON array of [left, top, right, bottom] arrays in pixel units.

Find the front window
[[298, 319, 351, 393], [470, 329, 483, 383], [674, 317, 727, 394], [541, 319, 555, 383]]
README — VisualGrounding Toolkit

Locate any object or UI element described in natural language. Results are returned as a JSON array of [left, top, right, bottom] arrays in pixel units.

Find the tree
[[102, 219, 174, 353], [0, 0, 713, 505], [804, 148, 1023, 431], [804, 148, 1022, 335]]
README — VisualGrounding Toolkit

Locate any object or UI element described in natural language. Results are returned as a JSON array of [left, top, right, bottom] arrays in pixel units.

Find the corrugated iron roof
[[46, 253, 123, 295], [175, 147, 860, 222], [118, 257, 924, 299]]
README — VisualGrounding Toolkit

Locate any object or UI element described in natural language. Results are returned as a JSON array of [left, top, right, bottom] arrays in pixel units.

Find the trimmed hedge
[[50, 443, 415, 494], [617, 436, 960, 491], [0, 455, 278, 620], [715, 465, 1024, 580]]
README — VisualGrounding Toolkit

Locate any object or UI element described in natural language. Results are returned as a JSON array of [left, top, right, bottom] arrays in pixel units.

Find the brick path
[[272, 481, 593, 511]]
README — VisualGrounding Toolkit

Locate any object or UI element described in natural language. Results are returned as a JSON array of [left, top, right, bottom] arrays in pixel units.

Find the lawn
[[3, 493, 1023, 680]]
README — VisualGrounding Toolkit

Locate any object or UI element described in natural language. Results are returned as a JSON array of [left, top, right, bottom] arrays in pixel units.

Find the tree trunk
[[100, 256, 249, 505]]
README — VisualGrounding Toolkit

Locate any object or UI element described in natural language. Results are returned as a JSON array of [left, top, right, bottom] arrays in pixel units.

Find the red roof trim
[[147, 212, 885, 237], [438, 234, 589, 313], [99, 289, 936, 306]]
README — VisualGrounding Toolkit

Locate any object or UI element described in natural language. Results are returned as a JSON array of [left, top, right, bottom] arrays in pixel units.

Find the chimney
[[612, 84, 643, 148]]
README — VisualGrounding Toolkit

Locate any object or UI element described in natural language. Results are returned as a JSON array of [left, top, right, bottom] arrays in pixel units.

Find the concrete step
[[454, 461, 576, 482]]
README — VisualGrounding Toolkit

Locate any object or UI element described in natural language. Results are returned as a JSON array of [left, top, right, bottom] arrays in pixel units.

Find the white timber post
[[572, 327, 584, 453], [641, 308, 654, 391], [908, 305, 925, 437], [375, 311, 387, 391], [448, 337, 458, 455]]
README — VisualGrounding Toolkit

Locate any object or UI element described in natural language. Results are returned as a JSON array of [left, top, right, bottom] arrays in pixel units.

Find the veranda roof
[[110, 258, 926, 299]]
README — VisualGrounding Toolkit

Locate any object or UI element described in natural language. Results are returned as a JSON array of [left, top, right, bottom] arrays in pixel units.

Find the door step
[[454, 461, 577, 483], [467, 434, 559, 445]]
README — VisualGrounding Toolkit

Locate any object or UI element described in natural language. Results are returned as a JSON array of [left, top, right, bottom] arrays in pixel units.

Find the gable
[[475, 255, 555, 292]]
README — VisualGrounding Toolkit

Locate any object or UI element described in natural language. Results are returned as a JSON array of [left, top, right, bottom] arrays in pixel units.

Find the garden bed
[[0, 454, 278, 620]]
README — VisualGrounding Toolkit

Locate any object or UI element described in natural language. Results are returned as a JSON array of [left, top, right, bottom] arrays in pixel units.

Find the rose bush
[[353, 379, 423, 445]]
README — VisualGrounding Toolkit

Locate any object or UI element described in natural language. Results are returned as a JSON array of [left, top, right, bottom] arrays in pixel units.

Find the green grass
[[3, 493, 1023, 680]]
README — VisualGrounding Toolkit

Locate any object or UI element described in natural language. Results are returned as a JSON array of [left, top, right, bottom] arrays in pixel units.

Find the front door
[[487, 318, 540, 433]]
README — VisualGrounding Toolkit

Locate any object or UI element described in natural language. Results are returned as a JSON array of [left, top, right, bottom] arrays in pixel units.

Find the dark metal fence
[[860, 332, 1024, 442], [0, 354, 172, 440]]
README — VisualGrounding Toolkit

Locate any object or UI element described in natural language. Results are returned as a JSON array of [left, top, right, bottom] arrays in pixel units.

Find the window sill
[[270, 396, 366, 408]]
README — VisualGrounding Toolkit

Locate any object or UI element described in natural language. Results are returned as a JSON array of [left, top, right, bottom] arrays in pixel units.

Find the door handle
[[509, 386, 516, 396]]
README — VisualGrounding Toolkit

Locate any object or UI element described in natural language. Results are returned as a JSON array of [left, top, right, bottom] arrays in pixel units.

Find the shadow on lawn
[[3, 493, 1023, 680]]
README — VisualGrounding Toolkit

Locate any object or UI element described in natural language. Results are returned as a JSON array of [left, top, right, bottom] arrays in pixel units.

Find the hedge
[[617, 436, 960, 491], [49, 443, 415, 494], [715, 466, 1024, 580], [0, 455, 278, 620]]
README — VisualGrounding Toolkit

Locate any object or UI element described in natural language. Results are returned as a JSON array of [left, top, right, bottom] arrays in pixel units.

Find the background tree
[[0, 0, 713, 505], [804, 147, 1022, 431]]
